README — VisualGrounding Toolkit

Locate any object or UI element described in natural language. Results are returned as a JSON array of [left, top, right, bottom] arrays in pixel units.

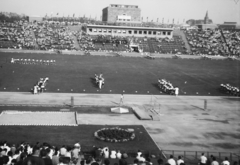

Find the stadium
[[0, 1, 240, 165]]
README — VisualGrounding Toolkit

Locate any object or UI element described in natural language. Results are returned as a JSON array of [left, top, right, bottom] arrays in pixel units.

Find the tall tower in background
[[102, 4, 141, 23], [204, 11, 210, 24]]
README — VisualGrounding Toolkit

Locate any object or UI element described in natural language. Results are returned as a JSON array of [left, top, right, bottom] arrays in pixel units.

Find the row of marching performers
[[158, 79, 179, 96], [33, 77, 49, 94], [11, 58, 56, 65], [220, 84, 239, 97]]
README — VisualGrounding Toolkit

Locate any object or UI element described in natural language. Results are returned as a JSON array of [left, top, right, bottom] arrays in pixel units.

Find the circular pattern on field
[[94, 127, 135, 142]]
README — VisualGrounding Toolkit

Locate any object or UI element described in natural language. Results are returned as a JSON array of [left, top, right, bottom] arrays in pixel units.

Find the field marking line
[[180, 71, 216, 87]]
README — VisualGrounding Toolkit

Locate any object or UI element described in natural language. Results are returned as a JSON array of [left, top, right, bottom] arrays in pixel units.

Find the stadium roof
[[87, 24, 173, 31]]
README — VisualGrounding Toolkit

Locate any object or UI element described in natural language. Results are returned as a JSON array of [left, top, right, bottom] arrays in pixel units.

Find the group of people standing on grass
[[95, 74, 105, 89], [33, 77, 49, 94], [11, 58, 56, 65], [158, 79, 179, 96], [220, 84, 239, 97]]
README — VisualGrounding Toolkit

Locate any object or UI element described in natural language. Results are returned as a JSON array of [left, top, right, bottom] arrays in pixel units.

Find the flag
[[73, 14, 75, 17], [56, 13, 59, 15], [157, 18, 159, 22], [173, 19, 174, 24]]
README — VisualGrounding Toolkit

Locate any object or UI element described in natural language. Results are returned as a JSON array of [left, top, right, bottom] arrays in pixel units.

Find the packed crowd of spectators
[[185, 29, 229, 56], [76, 34, 130, 52], [0, 22, 36, 49], [0, 141, 165, 165], [1, 21, 239, 56], [33, 23, 76, 50], [0, 21, 77, 50], [75, 33, 94, 51], [221, 30, 240, 56], [185, 28, 240, 57], [1, 141, 238, 165]]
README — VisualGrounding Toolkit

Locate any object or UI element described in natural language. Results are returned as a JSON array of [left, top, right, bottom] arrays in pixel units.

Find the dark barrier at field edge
[[1, 48, 237, 60]]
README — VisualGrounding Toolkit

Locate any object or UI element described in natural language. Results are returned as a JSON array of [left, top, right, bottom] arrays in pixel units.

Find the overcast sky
[[0, 0, 239, 24]]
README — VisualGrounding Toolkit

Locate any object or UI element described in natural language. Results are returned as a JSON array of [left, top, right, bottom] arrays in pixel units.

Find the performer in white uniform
[[175, 86, 179, 96]]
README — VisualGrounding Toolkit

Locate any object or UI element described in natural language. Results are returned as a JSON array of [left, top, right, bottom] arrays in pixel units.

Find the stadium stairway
[[30, 30, 39, 49], [147, 39, 155, 53], [173, 29, 191, 54], [72, 34, 81, 50], [132, 105, 160, 121]]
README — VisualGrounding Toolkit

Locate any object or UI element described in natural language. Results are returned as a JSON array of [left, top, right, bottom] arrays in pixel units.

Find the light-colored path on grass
[[0, 111, 76, 125], [0, 92, 239, 153]]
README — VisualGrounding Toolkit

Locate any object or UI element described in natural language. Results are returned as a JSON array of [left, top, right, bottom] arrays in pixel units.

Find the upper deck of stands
[[86, 24, 173, 39]]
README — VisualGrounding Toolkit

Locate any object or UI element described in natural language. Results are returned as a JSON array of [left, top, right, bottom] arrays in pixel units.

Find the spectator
[[221, 157, 230, 165], [65, 146, 72, 158], [102, 147, 109, 159], [102, 159, 110, 165], [133, 159, 139, 165], [12, 150, 21, 160], [59, 157, 70, 165], [200, 153, 207, 165], [145, 157, 152, 165], [51, 148, 59, 165], [60, 146, 67, 157], [136, 150, 142, 160], [116, 151, 122, 159], [167, 155, 176, 165], [40, 149, 52, 165], [7, 151, 13, 165], [11, 145, 16, 155], [16, 153, 27, 165], [138, 154, 146, 162], [177, 156, 184, 165], [157, 158, 164, 165], [211, 157, 219, 165], [119, 154, 128, 165], [72, 143, 81, 159], [110, 150, 117, 159], [22, 146, 45, 165], [1, 156, 9, 165]]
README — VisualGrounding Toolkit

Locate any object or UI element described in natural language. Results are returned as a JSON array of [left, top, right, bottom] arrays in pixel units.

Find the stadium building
[[102, 4, 141, 24], [86, 25, 173, 39]]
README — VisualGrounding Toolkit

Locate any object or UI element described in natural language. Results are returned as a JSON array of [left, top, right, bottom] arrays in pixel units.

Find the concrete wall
[[108, 7, 141, 22]]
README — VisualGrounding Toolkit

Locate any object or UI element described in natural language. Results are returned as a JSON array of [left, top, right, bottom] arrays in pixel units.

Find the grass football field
[[0, 52, 239, 96]]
